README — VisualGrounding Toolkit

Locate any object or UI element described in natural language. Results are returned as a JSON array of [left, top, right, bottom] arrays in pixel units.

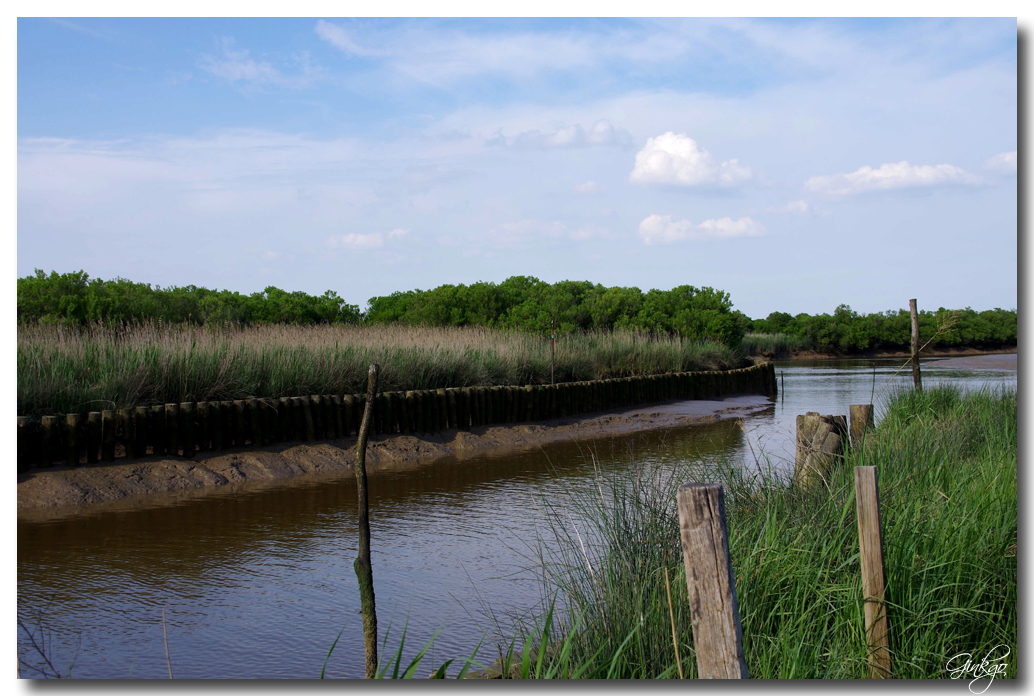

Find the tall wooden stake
[[854, 466, 891, 678], [550, 318, 556, 386], [677, 483, 749, 679], [909, 299, 922, 391], [355, 364, 380, 679]]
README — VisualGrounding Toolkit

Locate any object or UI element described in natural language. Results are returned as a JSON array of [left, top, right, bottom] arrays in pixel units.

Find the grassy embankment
[[17, 322, 746, 419], [500, 385, 1016, 678]]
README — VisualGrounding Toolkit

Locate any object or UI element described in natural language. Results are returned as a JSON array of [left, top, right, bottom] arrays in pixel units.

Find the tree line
[[18, 269, 1016, 353]]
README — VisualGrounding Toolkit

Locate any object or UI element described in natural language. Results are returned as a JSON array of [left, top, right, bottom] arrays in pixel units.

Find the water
[[17, 355, 1015, 679]]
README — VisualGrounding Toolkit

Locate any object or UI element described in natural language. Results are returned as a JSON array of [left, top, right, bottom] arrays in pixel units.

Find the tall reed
[[17, 321, 744, 417], [520, 385, 1016, 678]]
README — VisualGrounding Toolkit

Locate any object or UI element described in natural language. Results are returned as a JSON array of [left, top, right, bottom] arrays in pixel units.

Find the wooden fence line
[[16, 362, 776, 472]]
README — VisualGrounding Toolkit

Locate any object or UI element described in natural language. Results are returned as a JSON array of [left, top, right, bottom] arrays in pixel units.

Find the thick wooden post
[[87, 412, 102, 463], [676, 483, 749, 679], [165, 404, 180, 457], [65, 413, 81, 467], [102, 410, 117, 461], [854, 466, 891, 678], [41, 416, 59, 468], [909, 299, 922, 391], [354, 364, 380, 679], [119, 409, 136, 460], [180, 403, 195, 458], [849, 405, 874, 446]]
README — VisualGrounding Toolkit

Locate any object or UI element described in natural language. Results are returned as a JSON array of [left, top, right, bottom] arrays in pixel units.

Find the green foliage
[[17, 269, 362, 327], [748, 305, 1016, 354], [365, 277, 746, 345]]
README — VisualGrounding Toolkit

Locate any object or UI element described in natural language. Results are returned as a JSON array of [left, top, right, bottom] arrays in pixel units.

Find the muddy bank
[[18, 395, 771, 521]]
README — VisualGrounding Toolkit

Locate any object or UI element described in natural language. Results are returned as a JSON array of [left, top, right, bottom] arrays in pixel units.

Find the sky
[[16, 16, 1019, 319]]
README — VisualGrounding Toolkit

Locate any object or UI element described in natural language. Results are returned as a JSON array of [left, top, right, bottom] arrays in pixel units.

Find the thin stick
[[664, 566, 684, 679], [355, 364, 380, 679], [162, 606, 173, 679]]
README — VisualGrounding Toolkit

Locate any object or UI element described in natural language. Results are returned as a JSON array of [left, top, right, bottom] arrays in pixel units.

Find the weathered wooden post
[[87, 412, 102, 463], [676, 483, 749, 679], [102, 410, 117, 461], [909, 299, 922, 391], [165, 404, 180, 457], [119, 408, 136, 459], [854, 466, 891, 678], [65, 413, 81, 467], [41, 416, 59, 468], [151, 405, 166, 455], [355, 364, 380, 679], [849, 405, 874, 446], [180, 402, 196, 458]]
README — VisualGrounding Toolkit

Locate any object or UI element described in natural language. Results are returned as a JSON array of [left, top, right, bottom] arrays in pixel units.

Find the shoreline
[[17, 394, 772, 523], [756, 346, 1016, 362]]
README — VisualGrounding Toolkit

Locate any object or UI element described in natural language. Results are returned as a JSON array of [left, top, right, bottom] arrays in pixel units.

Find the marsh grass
[[515, 385, 1016, 678], [18, 321, 744, 417], [741, 331, 812, 356]]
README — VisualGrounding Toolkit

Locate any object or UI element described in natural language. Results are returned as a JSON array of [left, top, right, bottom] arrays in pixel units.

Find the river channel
[[17, 355, 1016, 679]]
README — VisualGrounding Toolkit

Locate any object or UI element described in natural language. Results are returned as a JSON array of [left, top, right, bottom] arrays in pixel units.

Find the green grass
[[17, 321, 746, 418], [511, 385, 1016, 678], [741, 331, 812, 357]]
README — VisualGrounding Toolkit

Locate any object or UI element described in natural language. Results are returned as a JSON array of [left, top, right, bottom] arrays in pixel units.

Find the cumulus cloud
[[638, 214, 765, 245], [327, 227, 408, 250], [574, 180, 604, 194], [804, 161, 982, 197], [487, 120, 631, 149], [629, 132, 753, 187], [984, 150, 1017, 174], [780, 200, 809, 215]]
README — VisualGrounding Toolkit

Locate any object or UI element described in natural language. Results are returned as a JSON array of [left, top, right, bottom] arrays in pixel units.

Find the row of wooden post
[[16, 363, 777, 472], [681, 406, 888, 680]]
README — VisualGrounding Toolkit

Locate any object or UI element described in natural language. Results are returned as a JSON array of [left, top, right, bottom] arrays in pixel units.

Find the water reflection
[[18, 355, 1014, 678]]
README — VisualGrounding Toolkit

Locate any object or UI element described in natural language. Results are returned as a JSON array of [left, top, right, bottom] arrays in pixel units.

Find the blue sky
[[16, 17, 1018, 319]]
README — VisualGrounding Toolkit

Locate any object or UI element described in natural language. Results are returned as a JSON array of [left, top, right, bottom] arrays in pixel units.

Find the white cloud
[[781, 200, 810, 215], [805, 161, 982, 196], [984, 150, 1017, 174], [327, 228, 408, 250], [574, 181, 604, 194], [629, 132, 753, 187], [487, 119, 631, 150], [314, 20, 388, 57], [637, 214, 765, 245], [198, 37, 322, 89]]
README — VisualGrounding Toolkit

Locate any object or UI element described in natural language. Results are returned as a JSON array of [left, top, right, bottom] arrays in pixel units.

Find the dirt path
[[18, 395, 771, 522]]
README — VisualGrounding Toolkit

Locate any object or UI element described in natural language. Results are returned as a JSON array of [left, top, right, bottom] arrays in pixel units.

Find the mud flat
[[18, 395, 771, 522]]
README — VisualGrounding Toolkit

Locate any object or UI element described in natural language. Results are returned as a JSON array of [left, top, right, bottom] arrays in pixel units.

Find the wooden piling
[[180, 402, 196, 458], [523, 385, 534, 422], [342, 395, 355, 437], [331, 395, 344, 439], [232, 400, 246, 447], [65, 413, 81, 467], [301, 397, 316, 441], [165, 404, 180, 457], [446, 389, 459, 430], [17, 417, 29, 472], [244, 398, 261, 447], [195, 402, 209, 453], [102, 410, 117, 461], [41, 415, 59, 468], [151, 405, 166, 455], [88, 412, 102, 464], [676, 482, 749, 679], [909, 299, 922, 391], [119, 409, 136, 460], [849, 405, 874, 446], [854, 466, 891, 678]]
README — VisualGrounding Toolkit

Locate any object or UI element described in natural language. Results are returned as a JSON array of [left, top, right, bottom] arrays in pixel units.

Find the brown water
[[17, 356, 1015, 679]]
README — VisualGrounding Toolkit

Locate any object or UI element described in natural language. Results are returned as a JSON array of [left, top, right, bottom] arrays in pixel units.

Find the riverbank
[[758, 345, 1016, 361], [17, 394, 771, 522]]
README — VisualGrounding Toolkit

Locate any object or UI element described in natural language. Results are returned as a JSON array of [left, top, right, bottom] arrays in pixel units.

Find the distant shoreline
[[757, 346, 1017, 362]]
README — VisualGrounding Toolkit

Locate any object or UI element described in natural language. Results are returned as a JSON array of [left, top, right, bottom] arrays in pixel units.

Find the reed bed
[[740, 331, 812, 356], [17, 321, 745, 418], [517, 385, 1016, 678]]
